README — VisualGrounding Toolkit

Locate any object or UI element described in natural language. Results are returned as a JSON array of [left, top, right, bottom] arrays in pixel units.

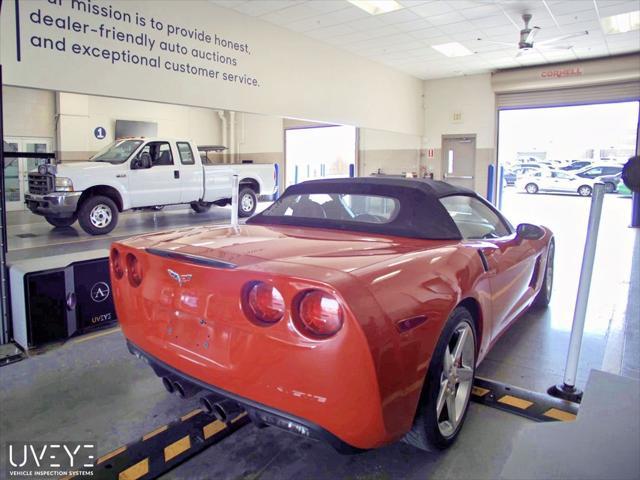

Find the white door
[[175, 141, 203, 204], [3, 137, 52, 211], [128, 141, 183, 208], [442, 136, 476, 190]]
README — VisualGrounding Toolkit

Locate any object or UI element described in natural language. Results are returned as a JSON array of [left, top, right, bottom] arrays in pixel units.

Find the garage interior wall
[[359, 128, 422, 177], [1, 86, 56, 143], [423, 73, 496, 196]]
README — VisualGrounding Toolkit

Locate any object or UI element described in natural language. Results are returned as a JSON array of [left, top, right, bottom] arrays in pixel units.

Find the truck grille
[[28, 173, 54, 195]]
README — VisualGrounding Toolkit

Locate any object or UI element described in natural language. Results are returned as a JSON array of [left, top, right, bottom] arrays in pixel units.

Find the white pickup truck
[[25, 137, 277, 235]]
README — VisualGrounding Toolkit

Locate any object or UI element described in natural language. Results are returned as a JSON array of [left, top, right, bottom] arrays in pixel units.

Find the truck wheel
[[238, 187, 257, 217], [191, 201, 212, 213], [45, 214, 77, 228], [78, 195, 118, 235]]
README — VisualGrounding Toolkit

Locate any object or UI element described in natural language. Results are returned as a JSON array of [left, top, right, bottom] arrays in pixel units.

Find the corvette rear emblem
[[167, 269, 192, 287]]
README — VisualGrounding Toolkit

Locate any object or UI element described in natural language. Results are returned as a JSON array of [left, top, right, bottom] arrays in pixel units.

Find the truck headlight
[[55, 177, 74, 192]]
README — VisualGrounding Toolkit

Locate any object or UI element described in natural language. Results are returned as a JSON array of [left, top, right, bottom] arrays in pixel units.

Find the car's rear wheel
[[403, 307, 476, 451], [525, 183, 539, 194], [578, 185, 592, 197], [78, 195, 118, 235], [191, 201, 212, 213], [45, 214, 77, 228], [604, 182, 616, 194], [533, 239, 554, 308]]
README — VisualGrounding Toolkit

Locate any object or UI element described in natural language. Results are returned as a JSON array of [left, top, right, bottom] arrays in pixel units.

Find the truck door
[[176, 142, 203, 204], [129, 141, 182, 208]]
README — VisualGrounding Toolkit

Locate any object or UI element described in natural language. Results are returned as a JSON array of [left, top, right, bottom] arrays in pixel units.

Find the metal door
[[442, 136, 476, 190]]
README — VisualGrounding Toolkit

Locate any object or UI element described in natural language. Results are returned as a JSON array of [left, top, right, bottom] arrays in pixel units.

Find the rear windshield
[[261, 193, 400, 224]]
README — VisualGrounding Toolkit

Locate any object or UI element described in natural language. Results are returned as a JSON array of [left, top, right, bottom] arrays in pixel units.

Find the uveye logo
[[90, 282, 110, 303], [6, 441, 96, 477]]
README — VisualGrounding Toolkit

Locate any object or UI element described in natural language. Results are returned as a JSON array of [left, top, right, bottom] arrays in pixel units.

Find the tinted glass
[[91, 140, 142, 164], [138, 142, 174, 166], [440, 195, 510, 239], [177, 142, 195, 165], [262, 193, 400, 224]]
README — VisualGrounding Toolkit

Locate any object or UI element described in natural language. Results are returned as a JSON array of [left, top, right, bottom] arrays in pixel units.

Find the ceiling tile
[[548, 0, 596, 15], [232, 0, 299, 17], [377, 8, 423, 25], [427, 11, 468, 26], [410, 2, 455, 18]]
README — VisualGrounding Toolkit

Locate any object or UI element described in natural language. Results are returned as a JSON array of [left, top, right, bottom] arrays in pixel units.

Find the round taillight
[[244, 282, 285, 325], [111, 248, 124, 279], [126, 253, 143, 287], [297, 290, 343, 338]]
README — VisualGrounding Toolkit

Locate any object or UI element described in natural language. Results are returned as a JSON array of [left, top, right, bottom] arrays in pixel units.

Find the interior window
[[138, 142, 174, 166], [440, 195, 511, 239], [177, 142, 195, 165]]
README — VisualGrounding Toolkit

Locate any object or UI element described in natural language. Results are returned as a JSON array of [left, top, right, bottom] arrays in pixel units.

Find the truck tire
[[78, 195, 118, 235], [238, 187, 257, 217], [191, 201, 212, 213], [45, 214, 77, 228]]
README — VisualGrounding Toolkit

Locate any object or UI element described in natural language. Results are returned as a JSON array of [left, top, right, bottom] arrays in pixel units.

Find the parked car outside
[[561, 161, 592, 171], [516, 170, 598, 196], [111, 177, 554, 452], [575, 164, 624, 181], [596, 172, 622, 193]]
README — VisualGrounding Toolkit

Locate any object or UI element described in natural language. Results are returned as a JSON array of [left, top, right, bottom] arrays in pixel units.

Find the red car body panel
[[112, 222, 552, 449]]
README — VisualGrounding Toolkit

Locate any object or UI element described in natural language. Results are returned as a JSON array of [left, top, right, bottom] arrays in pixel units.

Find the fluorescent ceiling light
[[431, 42, 473, 58], [347, 0, 403, 16], [601, 10, 640, 34]]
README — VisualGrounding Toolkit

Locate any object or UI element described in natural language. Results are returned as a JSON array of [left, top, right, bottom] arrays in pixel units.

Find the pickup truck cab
[[25, 138, 277, 235]]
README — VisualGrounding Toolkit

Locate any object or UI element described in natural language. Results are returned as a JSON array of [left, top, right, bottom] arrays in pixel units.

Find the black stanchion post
[[0, 65, 12, 344]]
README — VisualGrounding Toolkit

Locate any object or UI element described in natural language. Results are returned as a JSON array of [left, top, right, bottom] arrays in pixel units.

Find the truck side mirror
[[132, 152, 152, 170]]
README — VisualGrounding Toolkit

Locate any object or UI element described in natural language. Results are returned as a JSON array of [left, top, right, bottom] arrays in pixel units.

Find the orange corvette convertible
[[111, 177, 554, 452]]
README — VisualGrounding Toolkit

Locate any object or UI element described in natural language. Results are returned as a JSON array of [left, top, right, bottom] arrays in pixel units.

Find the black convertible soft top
[[247, 177, 482, 240]]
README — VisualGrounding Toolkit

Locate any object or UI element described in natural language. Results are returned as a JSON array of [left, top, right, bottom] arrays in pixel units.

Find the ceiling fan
[[477, 13, 589, 56]]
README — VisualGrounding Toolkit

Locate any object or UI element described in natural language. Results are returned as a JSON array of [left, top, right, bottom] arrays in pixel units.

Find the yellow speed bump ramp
[[471, 377, 579, 423]]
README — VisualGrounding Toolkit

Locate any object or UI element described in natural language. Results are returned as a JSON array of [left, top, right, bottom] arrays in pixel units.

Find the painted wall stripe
[[164, 435, 191, 462], [544, 408, 577, 422], [498, 395, 534, 410], [97, 446, 127, 465], [118, 458, 149, 480]]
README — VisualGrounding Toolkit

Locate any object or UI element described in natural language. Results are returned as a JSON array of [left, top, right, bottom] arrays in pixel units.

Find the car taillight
[[296, 290, 343, 338], [126, 253, 143, 287], [111, 248, 124, 279], [243, 282, 285, 325]]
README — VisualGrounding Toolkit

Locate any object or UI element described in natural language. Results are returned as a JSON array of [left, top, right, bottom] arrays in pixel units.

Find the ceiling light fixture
[[601, 10, 640, 34], [431, 42, 473, 58], [347, 0, 403, 16]]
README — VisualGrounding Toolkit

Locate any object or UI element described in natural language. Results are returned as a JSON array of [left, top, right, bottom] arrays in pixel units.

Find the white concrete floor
[[0, 189, 637, 479]]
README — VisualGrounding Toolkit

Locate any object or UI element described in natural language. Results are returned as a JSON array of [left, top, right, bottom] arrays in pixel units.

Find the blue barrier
[[498, 165, 504, 210], [487, 164, 495, 204], [273, 163, 280, 200], [349, 164, 355, 178]]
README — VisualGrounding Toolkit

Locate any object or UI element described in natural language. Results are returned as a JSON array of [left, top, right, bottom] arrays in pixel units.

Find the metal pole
[[230, 174, 239, 232], [549, 182, 605, 402], [0, 65, 11, 344]]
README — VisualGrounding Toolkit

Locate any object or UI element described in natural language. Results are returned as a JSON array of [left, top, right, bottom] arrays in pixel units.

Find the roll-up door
[[496, 81, 640, 109]]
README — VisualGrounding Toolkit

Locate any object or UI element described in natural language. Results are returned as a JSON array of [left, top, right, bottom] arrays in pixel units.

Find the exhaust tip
[[162, 377, 175, 394], [174, 382, 186, 398], [200, 396, 215, 415]]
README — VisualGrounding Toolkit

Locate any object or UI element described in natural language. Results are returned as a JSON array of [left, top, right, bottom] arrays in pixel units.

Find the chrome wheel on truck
[[238, 188, 257, 217], [78, 195, 119, 235]]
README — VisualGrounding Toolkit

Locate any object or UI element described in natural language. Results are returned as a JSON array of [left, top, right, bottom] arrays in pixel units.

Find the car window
[[138, 142, 174, 166], [603, 166, 621, 174], [90, 140, 142, 164], [586, 167, 603, 176], [440, 195, 511, 240], [177, 142, 195, 165], [262, 193, 400, 223]]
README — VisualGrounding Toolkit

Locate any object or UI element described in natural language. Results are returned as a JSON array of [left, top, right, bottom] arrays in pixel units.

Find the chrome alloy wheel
[[89, 203, 113, 229], [241, 193, 255, 212], [436, 323, 475, 438]]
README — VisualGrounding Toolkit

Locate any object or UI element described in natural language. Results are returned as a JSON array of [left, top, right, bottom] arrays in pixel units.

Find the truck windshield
[[91, 140, 143, 164]]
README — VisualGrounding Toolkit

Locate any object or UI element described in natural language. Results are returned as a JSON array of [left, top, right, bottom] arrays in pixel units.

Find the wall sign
[[541, 67, 583, 79], [93, 126, 106, 139]]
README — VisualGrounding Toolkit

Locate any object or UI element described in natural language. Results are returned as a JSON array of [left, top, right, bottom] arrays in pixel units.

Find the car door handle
[[174, 170, 180, 179]]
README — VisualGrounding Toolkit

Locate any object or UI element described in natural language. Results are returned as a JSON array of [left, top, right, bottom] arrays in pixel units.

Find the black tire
[[525, 183, 539, 194], [604, 182, 616, 194], [77, 195, 118, 235], [403, 307, 477, 451], [191, 201, 212, 213], [577, 185, 592, 197], [238, 187, 257, 218], [533, 239, 554, 308], [45, 214, 77, 228]]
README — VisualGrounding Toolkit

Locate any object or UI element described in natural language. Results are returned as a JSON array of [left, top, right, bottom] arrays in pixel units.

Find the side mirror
[[132, 152, 152, 170], [516, 223, 545, 240]]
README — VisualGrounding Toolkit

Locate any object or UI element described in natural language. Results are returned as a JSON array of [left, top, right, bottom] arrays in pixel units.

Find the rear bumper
[[25, 192, 81, 217], [127, 340, 362, 454]]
